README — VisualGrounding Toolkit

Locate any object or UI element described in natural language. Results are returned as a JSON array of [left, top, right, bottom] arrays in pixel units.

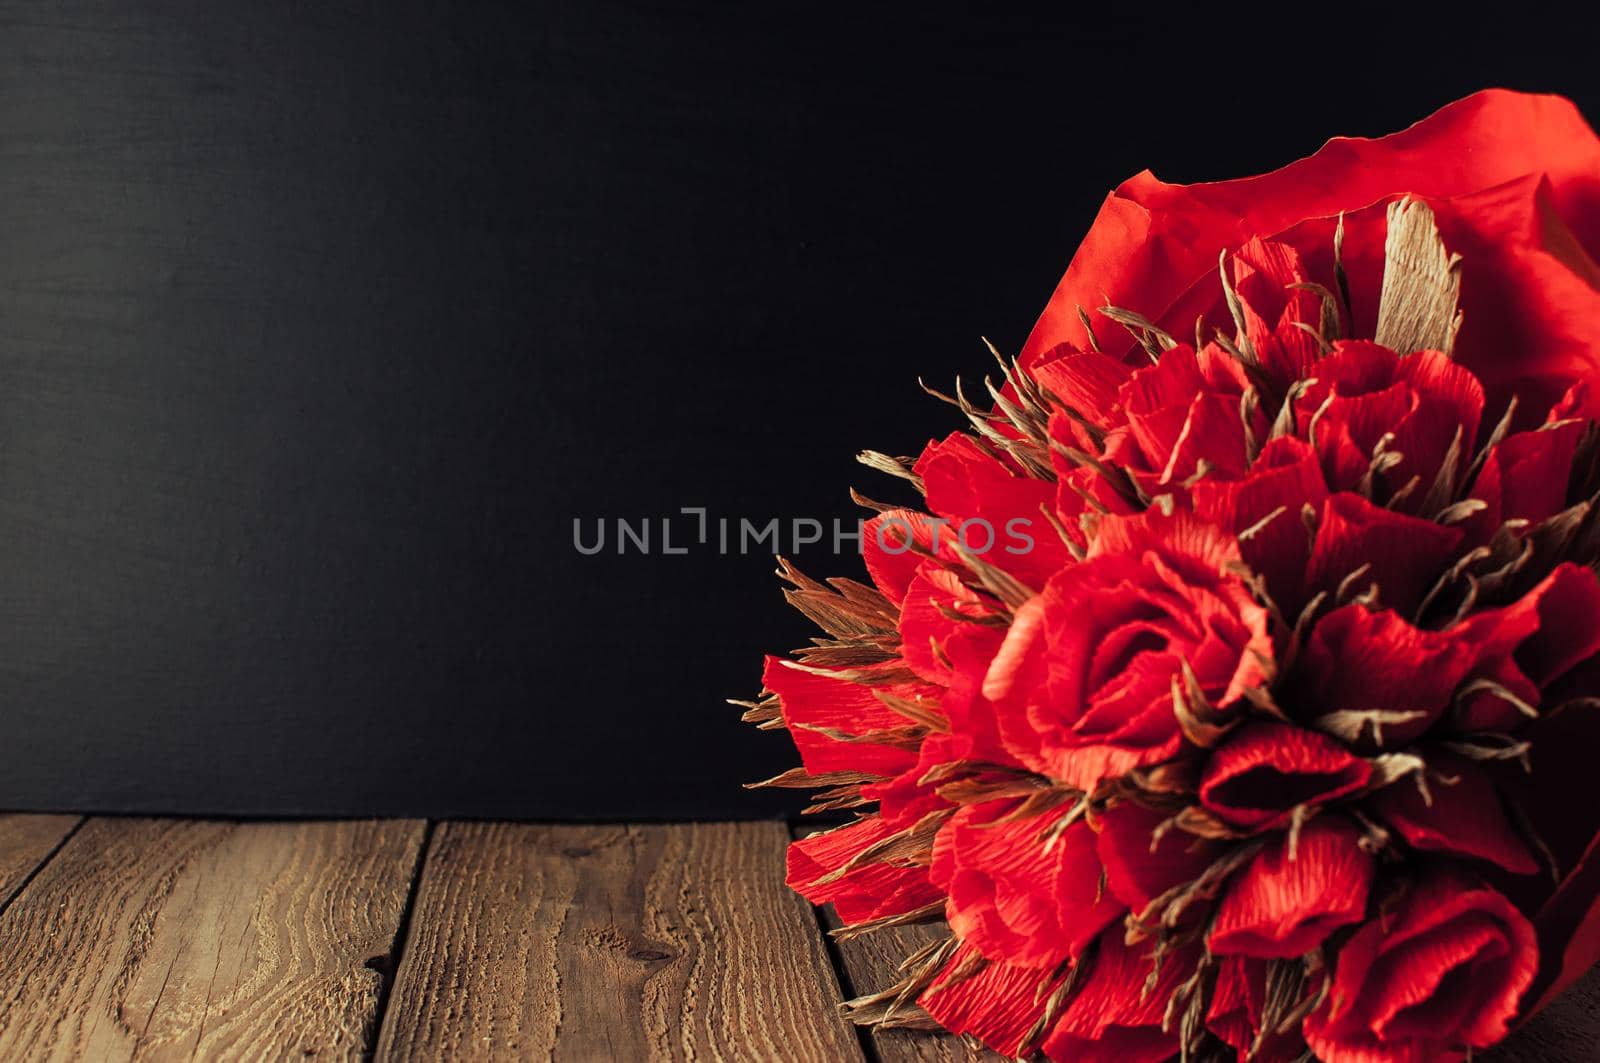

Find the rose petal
[[1117, 346, 1249, 482], [1030, 345, 1132, 427], [862, 509, 958, 605], [1394, 344, 1486, 419], [915, 431, 1068, 589], [1296, 603, 1479, 748], [1210, 817, 1374, 958], [898, 564, 996, 684], [1306, 871, 1538, 1059], [1207, 956, 1315, 1060], [1446, 563, 1600, 734], [987, 510, 1271, 789], [1229, 238, 1323, 387], [1192, 435, 1329, 614], [1506, 563, 1600, 689], [1368, 752, 1538, 875], [1199, 722, 1370, 829], [1461, 420, 1585, 545], [1305, 492, 1463, 617], [932, 798, 1121, 968], [1367, 917, 1509, 1042], [762, 655, 924, 776], [1206, 956, 1258, 1055], [1042, 932, 1192, 1063], [918, 940, 1061, 1057], [787, 819, 943, 924], [1095, 801, 1217, 914]]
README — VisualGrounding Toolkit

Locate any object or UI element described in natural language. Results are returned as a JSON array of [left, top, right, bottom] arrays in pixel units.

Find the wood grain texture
[[375, 820, 863, 1062], [0, 817, 425, 1061], [0, 814, 80, 908], [794, 823, 996, 1062], [826, 915, 1000, 1063]]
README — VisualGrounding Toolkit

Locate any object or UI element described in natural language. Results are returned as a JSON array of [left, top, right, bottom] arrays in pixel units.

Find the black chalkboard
[[0, 3, 1593, 817]]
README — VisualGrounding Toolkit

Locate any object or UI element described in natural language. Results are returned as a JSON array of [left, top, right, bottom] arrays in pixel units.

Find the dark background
[[0, 3, 1595, 818]]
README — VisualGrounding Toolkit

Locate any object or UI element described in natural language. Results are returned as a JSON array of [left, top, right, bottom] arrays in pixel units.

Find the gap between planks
[[0, 813, 82, 911]]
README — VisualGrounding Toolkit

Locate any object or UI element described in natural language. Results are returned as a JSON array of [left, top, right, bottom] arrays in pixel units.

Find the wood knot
[[627, 948, 671, 963]]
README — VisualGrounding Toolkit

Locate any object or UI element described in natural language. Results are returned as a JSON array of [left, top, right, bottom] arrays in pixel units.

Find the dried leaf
[[1374, 197, 1462, 355]]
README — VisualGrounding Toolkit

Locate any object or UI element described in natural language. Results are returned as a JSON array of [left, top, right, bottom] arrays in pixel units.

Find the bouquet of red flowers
[[746, 90, 1600, 1061]]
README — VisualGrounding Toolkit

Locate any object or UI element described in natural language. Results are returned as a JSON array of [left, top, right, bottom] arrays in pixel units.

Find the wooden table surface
[[0, 815, 1593, 1061]]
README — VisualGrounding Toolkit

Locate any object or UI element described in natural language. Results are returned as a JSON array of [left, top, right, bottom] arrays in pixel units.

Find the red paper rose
[[931, 797, 1120, 968], [1208, 816, 1373, 958], [982, 511, 1272, 790], [1207, 956, 1315, 1061], [1040, 932, 1198, 1063], [1293, 341, 1483, 507], [1305, 872, 1538, 1062], [752, 90, 1600, 1062], [1198, 722, 1370, 830]]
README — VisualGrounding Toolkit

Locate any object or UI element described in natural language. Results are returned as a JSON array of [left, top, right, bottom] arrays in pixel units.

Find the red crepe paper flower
[[983, 511, 1273, 790], [1208, 956, 1318, 1062], [1040, 933, 1201, 1063], [1304, 872, 1539, 1061], [1198, 723, 1370, 832], [932, 798, 1120, 967], [747, 90, 1600, 1061], [1208, 817, 1373, 959]]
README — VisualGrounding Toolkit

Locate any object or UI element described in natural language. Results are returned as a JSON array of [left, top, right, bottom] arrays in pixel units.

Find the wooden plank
[[0, 817, 426, 1061], [0, 814, 80, 909], [820, 908, 999, 1062], [375, 820, 863, 1061], [793, 824, 995, 1061]]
